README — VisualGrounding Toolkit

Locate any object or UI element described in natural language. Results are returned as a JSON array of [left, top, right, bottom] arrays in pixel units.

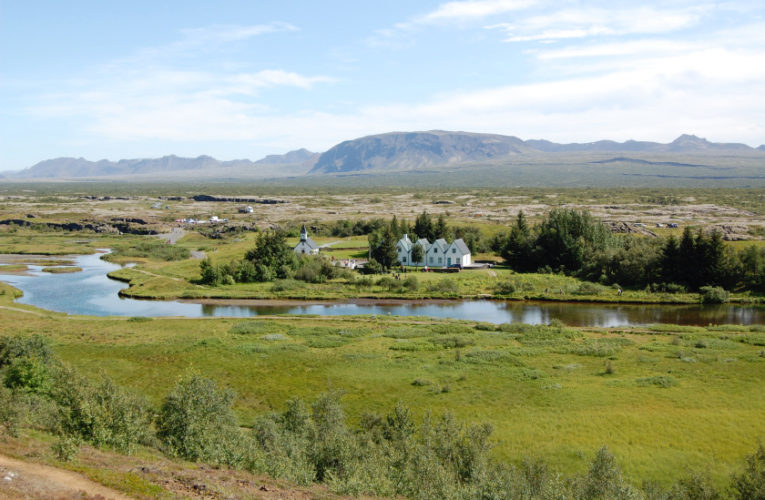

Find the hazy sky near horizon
[[1, 0, 764, 171]]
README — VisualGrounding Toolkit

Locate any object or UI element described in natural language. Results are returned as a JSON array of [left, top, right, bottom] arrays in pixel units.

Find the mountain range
[[4, 131, 764, 187]]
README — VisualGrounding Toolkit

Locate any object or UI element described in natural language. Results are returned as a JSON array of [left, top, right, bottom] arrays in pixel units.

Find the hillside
[[309, 131, 762, 174], [310, 130, 531, 173], [5, 131, 764, 187]]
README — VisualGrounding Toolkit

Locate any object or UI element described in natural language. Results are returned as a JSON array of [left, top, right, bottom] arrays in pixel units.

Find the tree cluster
[[501, 210, 765, 293], [200, 230, 348, 286]]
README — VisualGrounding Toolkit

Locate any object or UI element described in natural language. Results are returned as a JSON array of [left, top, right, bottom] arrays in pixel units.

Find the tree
[[502, 211, 534, 272], [434, 214, 448, 240], [371, 225, 399, 270], [199, 258, 222, 285], [156, 375, 244, 465], [414, 211, 435, 241], [410, 243, 425, 266], [660, 235, 682, 285], [244, 230, 298, 281]]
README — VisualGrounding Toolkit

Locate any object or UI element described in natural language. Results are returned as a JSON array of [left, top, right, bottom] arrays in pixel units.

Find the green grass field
[[1, 283, 763, 488]]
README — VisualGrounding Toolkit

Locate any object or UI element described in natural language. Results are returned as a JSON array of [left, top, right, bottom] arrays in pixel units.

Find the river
[[1, 252, 763, 326]]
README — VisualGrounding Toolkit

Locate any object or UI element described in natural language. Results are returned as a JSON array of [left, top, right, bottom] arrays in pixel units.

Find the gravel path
[[154, 227, 186, 244], [0, 453, 131, 499]]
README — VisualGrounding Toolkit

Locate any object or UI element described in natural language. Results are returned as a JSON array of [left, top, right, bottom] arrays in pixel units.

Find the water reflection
[[1, 253, 763, 326]]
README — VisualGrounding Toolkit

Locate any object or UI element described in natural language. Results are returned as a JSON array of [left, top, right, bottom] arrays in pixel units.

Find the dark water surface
[[2, 253, 763, 326]]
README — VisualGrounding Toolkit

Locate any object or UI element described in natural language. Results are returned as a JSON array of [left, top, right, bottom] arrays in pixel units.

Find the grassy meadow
[[1, 282, 764, 488]]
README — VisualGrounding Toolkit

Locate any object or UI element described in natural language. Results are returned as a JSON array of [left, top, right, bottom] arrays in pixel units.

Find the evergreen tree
[[678, 227, 697, 288], [414, 211, 435, 241], [371, 225, 399, 270], [502, 211, 535, 272], [434, 214, 448, 240], [660, 235, 682, 285]]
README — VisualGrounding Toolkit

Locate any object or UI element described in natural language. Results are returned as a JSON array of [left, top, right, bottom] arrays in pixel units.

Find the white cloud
[[488, 5, 705, 42], [423, 0, 537, 22]]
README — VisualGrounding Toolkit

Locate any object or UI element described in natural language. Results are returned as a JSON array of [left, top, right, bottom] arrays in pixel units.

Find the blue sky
[[1, 0, 764, 171]]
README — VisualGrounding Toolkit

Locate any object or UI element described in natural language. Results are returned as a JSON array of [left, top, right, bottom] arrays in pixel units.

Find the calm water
[[1, 252, 763, 326]]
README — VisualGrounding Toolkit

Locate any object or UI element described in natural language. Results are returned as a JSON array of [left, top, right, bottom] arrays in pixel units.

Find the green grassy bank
[[1, 282, 763, 488]]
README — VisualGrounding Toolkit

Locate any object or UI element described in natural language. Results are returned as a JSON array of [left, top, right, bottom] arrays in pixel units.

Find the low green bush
[[700, 286, 730, 304], [636, 375, 679, 388]]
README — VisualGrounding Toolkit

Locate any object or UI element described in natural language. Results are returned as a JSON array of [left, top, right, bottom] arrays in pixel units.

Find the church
[[294, 225, 320, 255]]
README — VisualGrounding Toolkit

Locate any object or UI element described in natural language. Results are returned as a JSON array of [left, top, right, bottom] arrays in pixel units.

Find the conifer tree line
[[499, 209, 765, 292]]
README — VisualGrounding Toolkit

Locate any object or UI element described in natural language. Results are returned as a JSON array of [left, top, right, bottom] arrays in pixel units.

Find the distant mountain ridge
[[308, 131, 761, 174], [5, 131, 763, 180], [254, 148, 319, 166]]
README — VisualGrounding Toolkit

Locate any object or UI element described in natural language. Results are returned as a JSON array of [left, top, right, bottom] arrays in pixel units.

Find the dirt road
[[0, 453, 131, 499], [155, 227, 186, 244]]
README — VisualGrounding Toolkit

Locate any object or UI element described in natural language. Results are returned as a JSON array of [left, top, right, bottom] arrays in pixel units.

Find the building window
[[452, 248, 456, 253], [438, 257, 442, 264]]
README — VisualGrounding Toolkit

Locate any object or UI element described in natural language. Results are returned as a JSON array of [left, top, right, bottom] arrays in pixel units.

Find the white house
[[294, 225, 320, 255], [426, 238, 449, 267], [446, 238, 472, 267], [396, 234, 413, 265], [396, 235, 471, 268]]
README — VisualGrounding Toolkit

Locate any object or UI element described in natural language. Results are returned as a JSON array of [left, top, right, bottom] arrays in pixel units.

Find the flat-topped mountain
[[309, 131, 761, 174], [310, 131, 532, 173]]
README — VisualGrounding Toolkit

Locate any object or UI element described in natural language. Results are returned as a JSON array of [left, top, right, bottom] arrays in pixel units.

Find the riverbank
[[108, 264, 762, 306], [0, 301, 763, 489]]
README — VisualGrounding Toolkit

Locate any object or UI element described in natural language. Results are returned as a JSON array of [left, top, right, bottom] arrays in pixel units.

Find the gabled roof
[[431, 238, 448, 252], [415, 238, 430, 249], [397, 234, 412, 252], [297, 237, 319, 250], [450, 238, 470, 255]]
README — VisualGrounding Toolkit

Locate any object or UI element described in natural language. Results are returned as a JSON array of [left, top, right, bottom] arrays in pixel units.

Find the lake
[[1, 252, 763, 326]]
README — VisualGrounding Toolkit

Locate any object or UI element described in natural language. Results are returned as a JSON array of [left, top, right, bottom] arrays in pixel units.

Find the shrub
[[271, 279, 302, 292], [494, 281, 516, 295], [670, 472, 722, 500], [427, 279, 459, 294], [430, 336, 475, 349], [636, 375, 678, 388], [230, 321, 284, 335], [700, 286, 730, 304], [156, 375, 245, 465], [111, 241, 190, 261], [0, 335, 54, 369], [573, 282, 603, 296], [363, 258, 383, 275], [52, 369, 151, 454], [731, 442, 765, 500], [402, 276, 419, 291]]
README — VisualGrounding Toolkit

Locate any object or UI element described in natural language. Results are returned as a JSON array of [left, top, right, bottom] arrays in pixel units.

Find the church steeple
[[300, 224, 308, 242]]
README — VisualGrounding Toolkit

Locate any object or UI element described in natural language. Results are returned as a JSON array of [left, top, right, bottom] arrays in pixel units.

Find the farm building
[[294, 225, 320, 255]]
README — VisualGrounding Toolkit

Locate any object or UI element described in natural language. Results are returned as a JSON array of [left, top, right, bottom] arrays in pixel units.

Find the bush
[[700, 286, 730, 304], [271, 279, 303, 292], [111, 241, 190, 261], [494, 281, 516, 295], [52, 369, 151, 454], [363, 258, 383, 275], [636, 375, 679, 388], [573, 282, 604, 296], [731, 442, 765, 500], [156, 375, 245, 465]]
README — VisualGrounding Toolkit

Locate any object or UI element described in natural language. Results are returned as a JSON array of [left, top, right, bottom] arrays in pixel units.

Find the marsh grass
[[0, 298, 763, 488]]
